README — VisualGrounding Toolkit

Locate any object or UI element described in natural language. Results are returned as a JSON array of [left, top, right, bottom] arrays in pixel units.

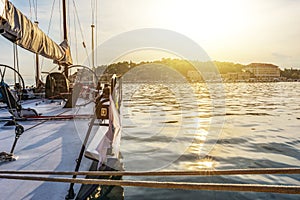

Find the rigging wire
[[91, 0, 97, 68], [28, 0, 32, 21], [91, 0, 95, 25], [15, 45, 21, 85], [95, 0, 98, 67], [59, 0, 62, 41], [72, 0, 91, 67], [47, 0, 57, 37], [13, 45, 16, 84], [28, 0, 38, 82], [33, 0, 38, 21], [40, 0, 57, 74], [68, 0, 71, 47], [29, 0, 40, 84], [73, 12, 79, 64], [13, 44, 21, 85]]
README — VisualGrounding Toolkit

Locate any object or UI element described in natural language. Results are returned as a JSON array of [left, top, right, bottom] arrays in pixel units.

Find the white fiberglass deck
[[0, 99, 103, 200]]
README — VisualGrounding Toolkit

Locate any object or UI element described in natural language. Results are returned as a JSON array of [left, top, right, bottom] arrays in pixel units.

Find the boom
[[0, 1, 72, 66]]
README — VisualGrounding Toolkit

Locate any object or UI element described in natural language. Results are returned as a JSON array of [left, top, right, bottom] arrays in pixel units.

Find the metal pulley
[[15, 124, 24, 138]]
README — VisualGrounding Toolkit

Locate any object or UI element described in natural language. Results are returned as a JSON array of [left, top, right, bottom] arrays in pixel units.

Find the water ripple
[[121, 82, 300, 199]]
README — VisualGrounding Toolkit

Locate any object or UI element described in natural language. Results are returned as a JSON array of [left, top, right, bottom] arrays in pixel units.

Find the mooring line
[[0, 174, 299, 194], [0, 168, 300, 176]]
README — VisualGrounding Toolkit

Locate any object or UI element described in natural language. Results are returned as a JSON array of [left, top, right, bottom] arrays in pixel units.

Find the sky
[[0, 0, 300, 82]]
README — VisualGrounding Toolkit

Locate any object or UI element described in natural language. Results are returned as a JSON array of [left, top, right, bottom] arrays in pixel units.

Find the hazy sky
[[0, 0, 300, 80]]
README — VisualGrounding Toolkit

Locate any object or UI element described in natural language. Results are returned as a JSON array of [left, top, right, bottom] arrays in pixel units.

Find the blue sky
[[0, 0, 300, 82]]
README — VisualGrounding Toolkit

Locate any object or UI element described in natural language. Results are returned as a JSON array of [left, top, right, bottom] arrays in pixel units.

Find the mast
[[34, 21, 40, 88], [91, 0, 97, 85], [35, 52, 40, 87], [91, 24, 95, 84], [62, 0, 68, 77]]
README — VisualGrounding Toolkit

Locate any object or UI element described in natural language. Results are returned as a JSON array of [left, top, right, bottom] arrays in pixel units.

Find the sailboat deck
[[0, 99, 99, 199]]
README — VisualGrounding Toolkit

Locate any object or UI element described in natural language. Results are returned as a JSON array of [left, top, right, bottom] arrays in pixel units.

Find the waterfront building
[[245, 63, 280, 81]]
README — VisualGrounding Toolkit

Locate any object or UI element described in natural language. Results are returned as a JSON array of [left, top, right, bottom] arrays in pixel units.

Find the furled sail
[[0, 0, 72, 65]]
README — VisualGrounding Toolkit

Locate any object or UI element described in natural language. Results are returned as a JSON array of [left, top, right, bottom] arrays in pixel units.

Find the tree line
[[95, 59, 300, 80]]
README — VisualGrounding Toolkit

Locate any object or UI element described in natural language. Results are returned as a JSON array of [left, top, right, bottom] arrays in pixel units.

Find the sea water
[[120, 82, 300, 200]]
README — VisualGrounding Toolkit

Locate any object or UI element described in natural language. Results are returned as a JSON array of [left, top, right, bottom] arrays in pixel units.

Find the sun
[[196, 157, 217, 170]]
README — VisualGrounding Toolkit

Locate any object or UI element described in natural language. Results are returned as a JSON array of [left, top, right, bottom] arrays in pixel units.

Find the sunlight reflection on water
[[121, 82, 300, 200]]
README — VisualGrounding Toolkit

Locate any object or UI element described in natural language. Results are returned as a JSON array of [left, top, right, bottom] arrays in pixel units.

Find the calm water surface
[[120, 82, 300, 200]]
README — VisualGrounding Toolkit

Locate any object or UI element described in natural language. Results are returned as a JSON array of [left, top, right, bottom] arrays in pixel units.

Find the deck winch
[[95, 83, 110, 120]]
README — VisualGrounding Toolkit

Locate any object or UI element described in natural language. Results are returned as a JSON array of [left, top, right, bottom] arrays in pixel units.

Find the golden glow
[[114, 49, 181, 64], [152, 1, 251, 41], [180, 157, 218, 170], [198, 158, 216, 169]]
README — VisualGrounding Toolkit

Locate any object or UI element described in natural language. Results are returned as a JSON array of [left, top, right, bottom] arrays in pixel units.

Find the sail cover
[[0, 1, 72, 65]]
